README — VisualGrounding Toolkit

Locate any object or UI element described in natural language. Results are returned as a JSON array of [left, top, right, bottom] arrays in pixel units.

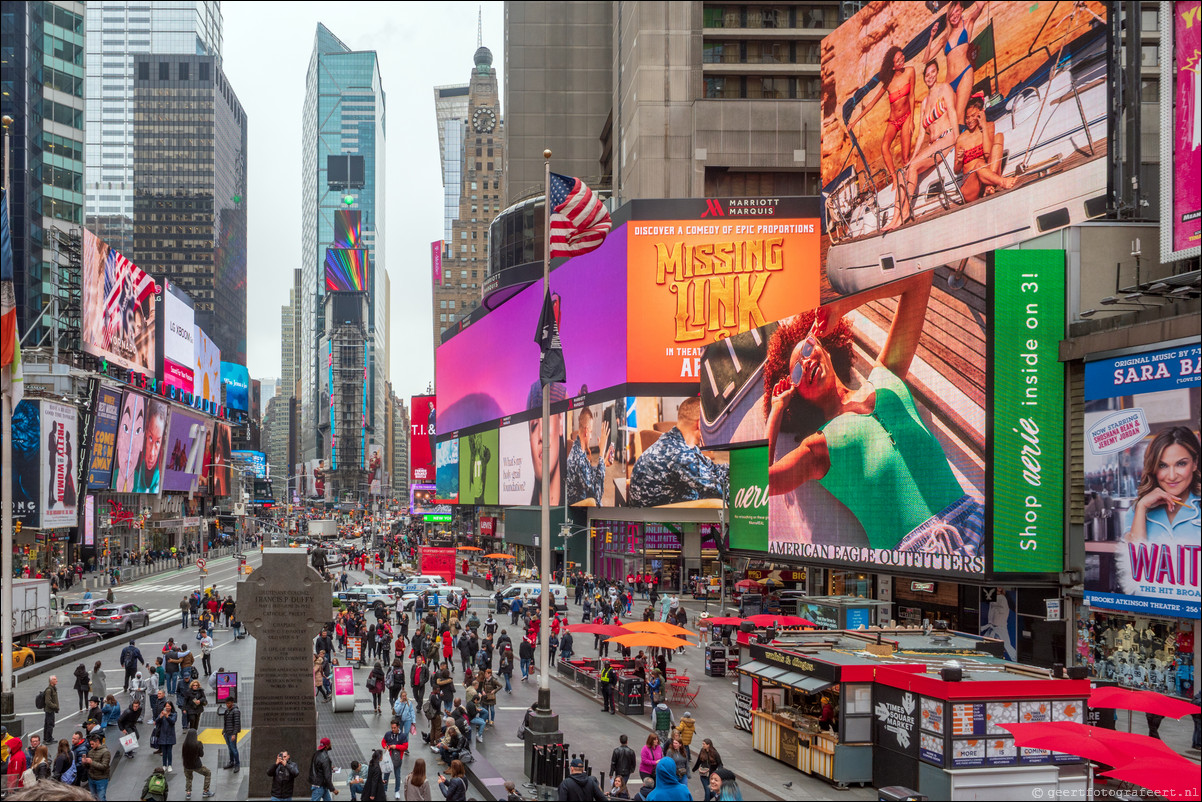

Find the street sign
[[197, 558, 207, 573]]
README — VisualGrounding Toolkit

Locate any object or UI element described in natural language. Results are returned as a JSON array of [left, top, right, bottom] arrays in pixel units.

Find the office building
[[434, 83, 471, 241], [0, 1, 86, 345], [301, 23, 388, 465], [130, 52, 248, 364], [85, 1, 223, 253]]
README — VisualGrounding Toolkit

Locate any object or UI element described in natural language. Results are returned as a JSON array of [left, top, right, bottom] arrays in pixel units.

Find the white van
[[498, 582, 568, 613], [333, 584, 396, 610]]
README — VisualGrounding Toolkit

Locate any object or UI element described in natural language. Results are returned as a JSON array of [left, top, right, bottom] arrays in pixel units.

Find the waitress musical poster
[[1083, 344, 1201, 619]]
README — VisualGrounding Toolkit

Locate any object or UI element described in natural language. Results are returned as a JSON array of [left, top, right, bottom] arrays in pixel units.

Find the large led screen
[[499, 414, 566, 507], [1083, 344, 1200, 620], [821, 1, 1107, 291], [111, 391, 147, 493], [203, 422, 232, 497], [325, 248, 369, 293], [162, 409, 209, 492], [459, 430, 499, 506], [160, 281, 195, 394], [231, 450, 268, 480], [194, 327, 221, 405], [368, 443, 385, 495], [81, 229, 157, 373], [701, 249, 1067, 580], [5, 401, 41, 527], [625, 212, 820, 384], [221, 361, 250, 411], [435, 439, 459, 504], [435, 227, 628, 434], [40, 401, 78, 529], [411, 484, 451, 517], [1163, 0, 1201, 260], [410, 395, 436, 483], [335, 209, 363, 248], [86, 386, 122, 490]]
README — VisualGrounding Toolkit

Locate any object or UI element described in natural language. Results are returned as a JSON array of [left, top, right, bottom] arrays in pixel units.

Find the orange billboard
[[625, 198, 821, 384]]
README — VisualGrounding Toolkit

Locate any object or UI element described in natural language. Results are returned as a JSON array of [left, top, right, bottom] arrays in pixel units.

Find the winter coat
[[638, 744, 663, 776], [153, 709, 177, 746], [268, 760, 300, 799], [676, 716, 696, 746]]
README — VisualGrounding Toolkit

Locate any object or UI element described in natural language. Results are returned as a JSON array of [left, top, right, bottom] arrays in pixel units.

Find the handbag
[[119, 732, 139, 751]]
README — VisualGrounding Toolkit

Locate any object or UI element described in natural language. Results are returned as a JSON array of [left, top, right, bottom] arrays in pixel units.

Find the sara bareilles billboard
[[81, 229, 157, 373], [410, 395, 436, 483]]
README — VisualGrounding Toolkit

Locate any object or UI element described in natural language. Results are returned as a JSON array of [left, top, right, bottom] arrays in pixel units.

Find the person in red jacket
[[4, 733, 27, 790]]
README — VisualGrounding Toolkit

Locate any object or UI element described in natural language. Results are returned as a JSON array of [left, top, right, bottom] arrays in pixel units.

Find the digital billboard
[[728, 445, 769, 553], [86, 386, 122, 490], [231, 450, 267, 480], [702, 247, 1066, 580], [160, 281, 195, 394], [111, 391, 147, 493], [1162, 0, 1201, 260], [5, 401, 41, 527], [325, 248, 369, 293], [821, 1, 1107, 291], [162, 409, 209, 492], [459, 430, 499, 505], [410, 395, 436, 483], [1083, 343, 1200, 620], [81, 229, 157, 374], [221, 361, 250, 411], [194, 326, 221, 405], [334, 209, 363, 248], [500, 413, 566, 507], [625, 211, 820, 384], [436, 227, 627, 434], [435, 439, 459, 504], [367, 443, 384, 495], [130, 398, 170, 495], [40, 401, 78, 529], [411, 484, 451, 517], [207, 422, 232, 497]]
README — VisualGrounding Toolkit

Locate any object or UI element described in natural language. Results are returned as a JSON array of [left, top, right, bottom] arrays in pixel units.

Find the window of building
[[440, 313, 447, 322], [486, 162, 493, 171], [1141, 7, 1159, 32], [476, 147, 483, 156], [439, 300, 447, 308], [138, 61, 150, 80], [1141, 45, 1159, 68], [1141, 78, 1159, 103], [159, 61, 169, 80], [179, 62, 189, 80], [705, 77, 740, 99], [199, 62, 210, 82], [747, 76, 790, 99], [475, 162, 482, 171]]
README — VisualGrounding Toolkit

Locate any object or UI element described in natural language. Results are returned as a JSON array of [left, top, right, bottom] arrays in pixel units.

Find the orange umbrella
[[456, 546, 483, 551], [624, 621, 698, 640], [483, 553, 514, 559], [606, 633, 695, 650]]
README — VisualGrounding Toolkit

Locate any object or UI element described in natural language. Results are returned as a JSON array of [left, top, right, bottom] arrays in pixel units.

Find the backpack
[[147, 770, 167, 796], [35, 690, 45, 709], [60, 755, 77, 785]]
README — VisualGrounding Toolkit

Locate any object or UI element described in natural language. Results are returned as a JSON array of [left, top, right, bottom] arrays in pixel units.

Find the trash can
[[618, 676, 645, 715], [878, 787, 927, 802], [704, 645, 727, 677]]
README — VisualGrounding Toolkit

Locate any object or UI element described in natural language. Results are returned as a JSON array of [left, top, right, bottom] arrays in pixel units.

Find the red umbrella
[[733, 579, 762, 591], [1090, 686, 1202, 720], [701, 617, 744, 626], [1101, 755, 1202, 800], [565, 623, 631, 638], [744, 614, 816, 628], [1001, 722, 1179, 765]]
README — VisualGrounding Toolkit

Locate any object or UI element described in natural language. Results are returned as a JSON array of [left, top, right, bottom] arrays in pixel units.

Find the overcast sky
[[223, 2, 504, 402]]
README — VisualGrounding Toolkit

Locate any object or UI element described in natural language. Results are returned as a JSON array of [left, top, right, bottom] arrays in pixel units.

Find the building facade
[[0, 0, 87, 345], [301, 23, 388, 465], [434, 83, 470, 241], [130, 53, 248, 364], [431, 45, 505, 347], [85, 0, 223, 254]]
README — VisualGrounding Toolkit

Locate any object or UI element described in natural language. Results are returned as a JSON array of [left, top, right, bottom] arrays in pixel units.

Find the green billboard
[[729, 445, 769, 552], [991, 249, 1065, 573]]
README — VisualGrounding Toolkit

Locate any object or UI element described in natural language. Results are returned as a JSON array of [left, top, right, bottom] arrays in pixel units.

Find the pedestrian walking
[[153, 701, 178, 771], [361, 750, 387, 802], [610, 734, 636, 787], [73, 662, 90, 710], [692, 739, 722, 802], [117, 700, 143, 758], [651, 701, 675, 746], [403, 757, 432, 801], [40, 675, 60, 741], [677, 711, 696, 761], [217, 697, 242, 771], [638, 734, 663, 784], [90, 660, 107, 703], [182, 727, 215, 799], [82, 730, 112, 801], [308, 737, 338, 801], [120, 639, 145, 692], [381, 719, 409, 798]]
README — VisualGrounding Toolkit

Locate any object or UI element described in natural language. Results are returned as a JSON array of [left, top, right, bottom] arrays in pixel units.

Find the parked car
[[399, 585, 469, 612], [333, 585, 396, 611], [64, 599, 108, 626], [1, 644, 36, 670], [87, 603, 151, 634], [28, 626, 101, 658]]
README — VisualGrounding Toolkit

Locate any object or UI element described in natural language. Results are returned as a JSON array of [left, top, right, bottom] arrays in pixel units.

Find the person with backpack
[[68, 730, 87, 786], [410, 656, 429, 711], [386, 658, 406, 709], [141, 765, 169, 802], [120, 640, 145, 693], [37, 675, 59, 742]]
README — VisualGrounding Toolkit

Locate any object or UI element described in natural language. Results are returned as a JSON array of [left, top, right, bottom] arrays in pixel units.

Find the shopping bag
[[119, 732, 139, 752]]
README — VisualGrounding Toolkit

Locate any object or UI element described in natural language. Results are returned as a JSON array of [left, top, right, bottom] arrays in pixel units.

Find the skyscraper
[[431, 45, 505, 348], [301, 24, 388, 464], [434, 83, 470, 241], [85, 1, 223, 254], [130, 53, 248, 364], [1, 1, 86, 344]]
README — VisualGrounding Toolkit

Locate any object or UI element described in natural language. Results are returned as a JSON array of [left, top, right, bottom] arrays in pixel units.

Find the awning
[[737, 661, 833, 695]]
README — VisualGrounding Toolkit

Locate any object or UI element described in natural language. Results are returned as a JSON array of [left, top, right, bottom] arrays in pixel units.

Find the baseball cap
[[569, 758, 584, 768], [319, 737, 332, 750]]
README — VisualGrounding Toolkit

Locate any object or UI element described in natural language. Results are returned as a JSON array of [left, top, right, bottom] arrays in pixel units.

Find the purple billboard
[[162, 409, 209, 492], [435, 227, 628, 434]]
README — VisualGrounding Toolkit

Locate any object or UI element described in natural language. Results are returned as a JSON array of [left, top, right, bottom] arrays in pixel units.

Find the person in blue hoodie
[[647, 756, 692, 801]]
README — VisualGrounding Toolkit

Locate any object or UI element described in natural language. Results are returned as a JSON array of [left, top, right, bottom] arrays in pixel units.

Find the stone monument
[[239, 548, 332, 799]]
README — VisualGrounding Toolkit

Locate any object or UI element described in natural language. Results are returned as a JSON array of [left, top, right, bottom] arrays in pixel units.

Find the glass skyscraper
[[85, 1, 222, 254], [301, 23, 387, 464]]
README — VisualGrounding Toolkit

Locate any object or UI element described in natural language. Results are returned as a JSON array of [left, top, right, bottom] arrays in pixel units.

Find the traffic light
[[605, 531, 612, 544], [14, 520, 22, 534]]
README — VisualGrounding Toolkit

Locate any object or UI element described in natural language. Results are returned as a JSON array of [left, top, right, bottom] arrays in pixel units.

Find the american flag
[[548, 172, 610, 259], [101, 247, 155, 346]]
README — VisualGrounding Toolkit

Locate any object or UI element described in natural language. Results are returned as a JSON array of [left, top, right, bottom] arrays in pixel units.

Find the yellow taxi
[[2, 644, 36, 670]]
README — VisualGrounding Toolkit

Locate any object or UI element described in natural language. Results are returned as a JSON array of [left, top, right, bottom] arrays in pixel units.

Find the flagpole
[[538, 149, 552, 713], [2, 113, 15, 727]]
